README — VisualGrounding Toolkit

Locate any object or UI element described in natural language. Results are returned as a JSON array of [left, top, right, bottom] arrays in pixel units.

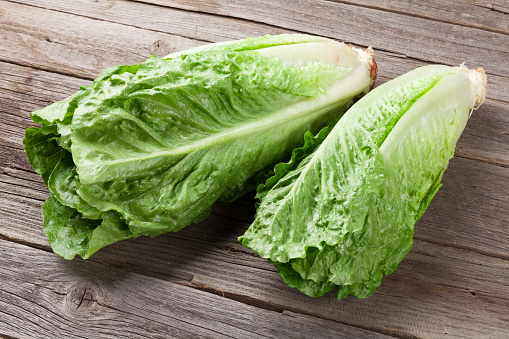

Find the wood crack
[[432, 282, 509, 304], [454, 152, 509, 169], [0, 179, 48, 194], [0, 189, 45, 202], [0, 233, 51, 253], [0, 107, 36, 121], [0, 286, 74, 331], [0, 143, 23, 151], [0, 57, 94, 81], [1, 164, 38, 175], [473, 3, 509, 15], [0, 332, 21, 339], [412, 236, 509, 262]]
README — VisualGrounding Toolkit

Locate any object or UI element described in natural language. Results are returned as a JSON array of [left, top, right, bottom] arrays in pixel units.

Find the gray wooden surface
[[1, 1, 508, 338]]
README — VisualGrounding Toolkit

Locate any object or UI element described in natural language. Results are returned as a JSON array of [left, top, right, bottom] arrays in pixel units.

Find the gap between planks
[[455, 150, 509, 169], [180, 281, 411, 339], [0, 333, 21, 339], [0, 58, 93, 82], [2, 0, 212, 46]]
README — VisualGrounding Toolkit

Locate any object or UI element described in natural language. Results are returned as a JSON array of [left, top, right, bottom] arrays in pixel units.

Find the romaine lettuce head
[[23, 34, 376, 259], [239, 64, 486, 300]]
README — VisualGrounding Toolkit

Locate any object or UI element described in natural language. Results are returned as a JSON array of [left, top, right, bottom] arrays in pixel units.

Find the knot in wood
[[66, 281, 103, 314], [149, 39, 174, 56]]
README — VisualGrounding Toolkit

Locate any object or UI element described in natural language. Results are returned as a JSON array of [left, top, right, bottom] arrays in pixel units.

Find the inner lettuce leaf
[[24, 34, 375, 259], [240, 65, 486, 299]]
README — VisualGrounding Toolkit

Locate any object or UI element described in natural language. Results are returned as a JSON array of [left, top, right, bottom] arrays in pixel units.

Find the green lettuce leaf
[[24, 34, 375, 259], [42, 194, 132, 259], [24, 125, 134, 259], [240, 65, 486, 299], [24, 126, 65, 186]]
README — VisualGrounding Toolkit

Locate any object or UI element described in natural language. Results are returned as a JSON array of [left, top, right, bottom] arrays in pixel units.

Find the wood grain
[[0, 0, 202, 78], [0, 239, 390, 339], [326, 0, 509, 35]]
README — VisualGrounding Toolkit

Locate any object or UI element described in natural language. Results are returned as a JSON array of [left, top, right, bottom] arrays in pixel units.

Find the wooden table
[[1, 1, 508, 338]]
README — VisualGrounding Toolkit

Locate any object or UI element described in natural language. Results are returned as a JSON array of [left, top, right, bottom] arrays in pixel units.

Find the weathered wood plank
[[4, 0, 509, 104], [81, 240, 509, 338], [0, 240, 389, 339], [0, 60, 90, 150], [4, 0, 288, 42], [0, 0, 202, 78], [326, 0, 509, 35], [124, 0, 509, 77], [453, 99, 509, 166], [417, 156, 509, 258], [1, 177, 508, 338]]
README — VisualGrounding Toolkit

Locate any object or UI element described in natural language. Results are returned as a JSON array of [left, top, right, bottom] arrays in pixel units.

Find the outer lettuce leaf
[[25, 63, 148, 259], [42, 194, 132, 259], [66, 38, 364, 238], [23, 126, 65, 186], [47, 151, 79, 209], [24, 126, 133, 259], [24, 34, 374, 259], [240, 65, 482, 299]]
